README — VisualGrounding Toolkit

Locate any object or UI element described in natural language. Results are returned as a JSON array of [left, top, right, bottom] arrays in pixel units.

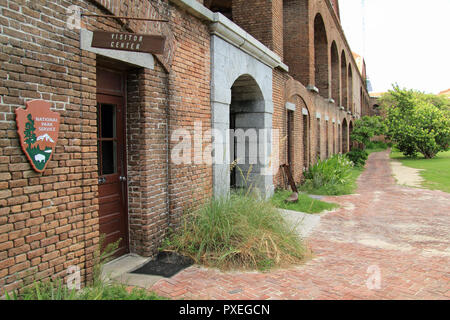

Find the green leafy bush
[[346, 148, 369, 167], [350, 115, 387, 147], [162, 192, 307, 271], [382, 85, 450, 158], [301, 154, 354, 195]]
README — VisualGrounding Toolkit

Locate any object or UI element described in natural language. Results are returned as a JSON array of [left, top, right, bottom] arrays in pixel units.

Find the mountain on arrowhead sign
[[15, 100, 60, 173]]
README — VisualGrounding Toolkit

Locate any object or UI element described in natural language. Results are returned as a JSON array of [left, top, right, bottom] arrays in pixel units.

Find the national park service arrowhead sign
[[15, 100, 60, 173]]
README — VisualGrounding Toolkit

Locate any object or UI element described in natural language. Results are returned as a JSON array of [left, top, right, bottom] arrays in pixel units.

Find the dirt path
[[390, 159, 424, 188], [150, 150, 450, 300]]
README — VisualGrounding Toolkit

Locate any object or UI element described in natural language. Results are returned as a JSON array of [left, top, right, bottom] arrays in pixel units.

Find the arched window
[[314, 14, 329, 99], [348, 65, 353, 112], [331, 42, 339, 104], [342, 118, 348, 153], [341, 51, 347, 108]]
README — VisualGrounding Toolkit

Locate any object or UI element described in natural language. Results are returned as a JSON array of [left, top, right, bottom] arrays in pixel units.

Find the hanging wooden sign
[[15, 100, 60, 173], [91, 31, 166, 54]]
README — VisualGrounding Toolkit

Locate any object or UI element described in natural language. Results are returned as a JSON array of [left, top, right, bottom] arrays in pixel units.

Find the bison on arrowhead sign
[[15, 100, 60, 173]]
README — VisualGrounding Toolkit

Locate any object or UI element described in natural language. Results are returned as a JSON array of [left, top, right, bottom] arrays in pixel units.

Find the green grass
[[366, 147, 388, 154], [5, 234, 168, 300], [6, 280, 168, 300], [390, 150, 450, 193], [162, 192, 307, 271], [271, 189, 338, 213]]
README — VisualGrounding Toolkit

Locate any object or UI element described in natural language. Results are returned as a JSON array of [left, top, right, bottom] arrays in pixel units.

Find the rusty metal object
[[282, 164, 298, 193], [281, 164, 299, 203], [81, 14, 169, 22], [285, 192, 299, 203]]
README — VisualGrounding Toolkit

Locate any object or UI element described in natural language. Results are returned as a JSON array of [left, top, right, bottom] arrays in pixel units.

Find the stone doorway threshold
[[102, 254, 164, 289]]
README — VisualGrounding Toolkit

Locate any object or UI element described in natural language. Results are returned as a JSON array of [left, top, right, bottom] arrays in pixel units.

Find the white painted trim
[[80, 29, 155, 69], [302, 108, 309, 115], [332, 118, 336, 123], [325, 115, 329, 121], [285, 102, 295, 111], [316, 112, 321, 119]]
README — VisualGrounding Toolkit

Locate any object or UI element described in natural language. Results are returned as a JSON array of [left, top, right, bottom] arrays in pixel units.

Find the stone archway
[[211, 36, 274, 198], [230, 75, 266, 190]]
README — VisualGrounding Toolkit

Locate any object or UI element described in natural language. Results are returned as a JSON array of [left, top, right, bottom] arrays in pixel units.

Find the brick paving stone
[[150, 151, 450, 300]]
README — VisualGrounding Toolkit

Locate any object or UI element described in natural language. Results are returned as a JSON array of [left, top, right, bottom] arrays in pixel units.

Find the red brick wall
[[283, 0, 310, 85], [166, 2, 212, 228], [232, 0, 283, 57], [0, 0, 212, 295], [272, 70, 287, 188], [126, 66, 170, 257], [330, 0, 340, 20], [0, 0, 103, 294]]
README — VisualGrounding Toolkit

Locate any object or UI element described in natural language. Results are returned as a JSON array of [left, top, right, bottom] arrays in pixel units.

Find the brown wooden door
[[97, 93, 128, 256]]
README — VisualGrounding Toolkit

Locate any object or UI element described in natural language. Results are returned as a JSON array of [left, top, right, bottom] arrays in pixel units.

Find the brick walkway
[[150, 150, 450, 300]]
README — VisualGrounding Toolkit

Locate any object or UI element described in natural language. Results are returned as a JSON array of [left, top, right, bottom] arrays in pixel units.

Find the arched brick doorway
[[314, 14, 328, 99], [342, 118, 348, 153], [341, 51, 348, 108], [331, 42, 339, 104]]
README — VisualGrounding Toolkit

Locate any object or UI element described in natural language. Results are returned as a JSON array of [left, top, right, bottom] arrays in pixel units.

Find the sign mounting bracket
[[81, 13, 169, 22]]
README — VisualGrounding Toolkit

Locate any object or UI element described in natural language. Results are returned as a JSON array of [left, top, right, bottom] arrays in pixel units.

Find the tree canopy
[[380, 85, 450, 158]]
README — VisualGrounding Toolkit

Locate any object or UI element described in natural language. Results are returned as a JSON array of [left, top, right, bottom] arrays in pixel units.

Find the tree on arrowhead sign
[[15, 100, 60, 173]]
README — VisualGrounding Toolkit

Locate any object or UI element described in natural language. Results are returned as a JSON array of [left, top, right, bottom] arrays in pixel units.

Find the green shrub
[[162, 192, 307, 271], [382, 85, 450, 158], [365, 141, 388, 150], [350, 115, 387, 146], [346, 148, 369, 167], [303, 154, 353, 189]]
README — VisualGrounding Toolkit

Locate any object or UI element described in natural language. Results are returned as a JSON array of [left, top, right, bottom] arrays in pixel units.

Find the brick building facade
[[0, 0, 370, 294]]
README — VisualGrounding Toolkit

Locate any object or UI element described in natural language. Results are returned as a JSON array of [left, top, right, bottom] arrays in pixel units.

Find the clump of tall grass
[[162, 190, 308, 271], [301, 154, 354, 195]]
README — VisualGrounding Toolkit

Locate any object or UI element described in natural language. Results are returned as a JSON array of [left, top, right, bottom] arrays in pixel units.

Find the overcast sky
[[339, 0, 450, 94]]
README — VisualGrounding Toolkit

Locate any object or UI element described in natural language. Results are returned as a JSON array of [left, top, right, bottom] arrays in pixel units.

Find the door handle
[[119, 176, 127, 182], [98, 177, 106, 185]]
